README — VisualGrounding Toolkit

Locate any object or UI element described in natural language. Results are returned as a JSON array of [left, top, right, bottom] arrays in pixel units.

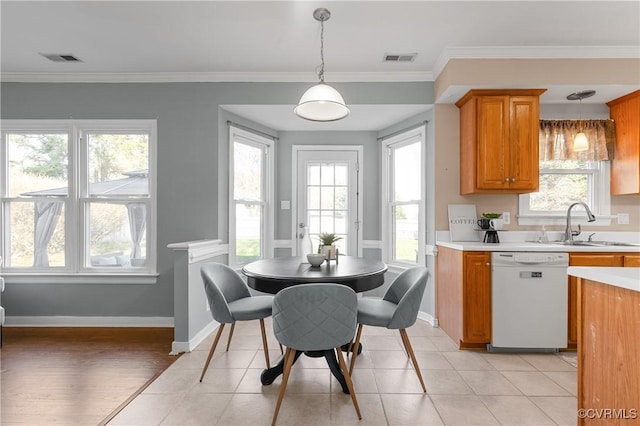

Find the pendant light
[[567, 90, 595, 152], [295, 8, 349, 122]]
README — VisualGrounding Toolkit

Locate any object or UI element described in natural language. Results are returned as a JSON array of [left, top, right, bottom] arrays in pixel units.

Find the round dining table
[[242, 255, 388, 393]]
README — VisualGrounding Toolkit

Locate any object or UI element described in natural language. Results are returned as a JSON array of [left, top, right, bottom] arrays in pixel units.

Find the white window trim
[[381, 126, 426, 268], [228, 126, 274, 268], [1, 119, 157, 281], [518, 161, 611, 226]]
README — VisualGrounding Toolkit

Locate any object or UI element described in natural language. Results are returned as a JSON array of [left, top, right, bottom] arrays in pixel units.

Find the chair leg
[[399, 328, 427, 392], [225, 322, 236, 351], [349, 324, 364, 374], [259, 318, 271, 368], [279, 343, 284, 354], [272, 347, 296, 426], [199, 323, 226, 382], [336, 346, 362, 420]]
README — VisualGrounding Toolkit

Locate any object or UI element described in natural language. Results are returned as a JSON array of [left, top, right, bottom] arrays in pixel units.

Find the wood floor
[[0, 327, 178, 425]]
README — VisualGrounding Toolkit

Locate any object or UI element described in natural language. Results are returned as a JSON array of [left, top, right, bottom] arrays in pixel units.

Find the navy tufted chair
[[271, 283, 361, 425], [199, 263, 276, 382], [349, 266, 429, 392]]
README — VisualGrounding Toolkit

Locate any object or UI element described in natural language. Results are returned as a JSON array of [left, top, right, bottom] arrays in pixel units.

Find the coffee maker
[[477, 218, 500, 243], [483, 229, 500, 243]]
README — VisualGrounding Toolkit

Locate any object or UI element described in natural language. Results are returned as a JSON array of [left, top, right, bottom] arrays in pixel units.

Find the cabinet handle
[[485, 262, 491, 267], [504, 178, 510, 182], [511, 177, 516, 183]]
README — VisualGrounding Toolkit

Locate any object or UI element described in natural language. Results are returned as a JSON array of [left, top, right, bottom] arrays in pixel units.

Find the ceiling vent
[[40, 53, 82, 63], [383, 53, 417, 62]]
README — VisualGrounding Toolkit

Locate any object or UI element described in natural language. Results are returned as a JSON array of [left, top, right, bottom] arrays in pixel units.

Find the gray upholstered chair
[[271, 283, 361, 426], [199, 263, 275, 382], [349, 266, 429, 392]]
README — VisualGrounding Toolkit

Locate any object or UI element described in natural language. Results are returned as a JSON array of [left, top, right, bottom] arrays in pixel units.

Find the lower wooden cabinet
[[567, 253, 631, 348], [624, 254, 640, 267], [436, 246, 491, 349], [577, 276, 640, 425]]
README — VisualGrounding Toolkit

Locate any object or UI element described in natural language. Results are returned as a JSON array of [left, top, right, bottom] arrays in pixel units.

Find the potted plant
[[481, 212, 502, 219], [318, 232, 342, 259]]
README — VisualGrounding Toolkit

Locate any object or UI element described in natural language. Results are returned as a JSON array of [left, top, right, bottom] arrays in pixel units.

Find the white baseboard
[[417, 311, 438, 327], [4, 316, 174, 327], [171, 320, 218, 355]]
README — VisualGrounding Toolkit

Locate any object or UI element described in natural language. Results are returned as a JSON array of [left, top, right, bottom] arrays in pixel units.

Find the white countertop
[[436, 240, 640, 253], [568, 267, 640, 292]]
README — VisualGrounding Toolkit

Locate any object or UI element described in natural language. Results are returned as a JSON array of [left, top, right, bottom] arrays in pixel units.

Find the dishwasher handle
[[492, 252, 569, 267]]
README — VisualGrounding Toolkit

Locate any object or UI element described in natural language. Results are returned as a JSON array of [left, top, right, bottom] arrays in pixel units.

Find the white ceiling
[[2, 1, 639, 131]]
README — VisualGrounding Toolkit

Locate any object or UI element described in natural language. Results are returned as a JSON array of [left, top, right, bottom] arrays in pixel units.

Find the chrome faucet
[[564, 202, 596, 242]]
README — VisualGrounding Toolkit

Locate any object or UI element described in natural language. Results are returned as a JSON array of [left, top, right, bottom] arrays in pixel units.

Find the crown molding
[[3, 45, 636, 83], [433, 45, 640, 79], [0, 71, 434, 84]]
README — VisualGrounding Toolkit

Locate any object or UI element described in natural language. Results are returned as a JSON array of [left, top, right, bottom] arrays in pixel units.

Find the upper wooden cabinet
[[456, 89, 546, 194], [607, 90, 640, 195]]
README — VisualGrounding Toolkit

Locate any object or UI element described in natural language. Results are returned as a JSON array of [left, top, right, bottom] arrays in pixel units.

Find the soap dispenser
[[538, 225, 549, 243]]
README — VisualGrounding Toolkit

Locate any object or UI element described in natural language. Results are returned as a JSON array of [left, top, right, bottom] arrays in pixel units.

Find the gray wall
[[0, 81, 435, 319]]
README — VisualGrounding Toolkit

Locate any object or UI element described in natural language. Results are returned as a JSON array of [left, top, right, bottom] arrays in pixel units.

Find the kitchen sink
[[547, 240, 640, 247]]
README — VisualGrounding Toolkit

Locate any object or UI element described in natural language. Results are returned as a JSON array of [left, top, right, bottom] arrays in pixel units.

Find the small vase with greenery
[[318, 232, 342, 259]]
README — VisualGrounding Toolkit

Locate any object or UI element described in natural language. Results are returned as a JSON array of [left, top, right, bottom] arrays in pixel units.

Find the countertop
[[568, 267, 640, 292], [436, 241, 640, 253]]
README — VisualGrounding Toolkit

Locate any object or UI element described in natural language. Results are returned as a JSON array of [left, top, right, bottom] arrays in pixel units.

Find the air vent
[[40, 53, 82, 63], [383, 53, 417, 62]]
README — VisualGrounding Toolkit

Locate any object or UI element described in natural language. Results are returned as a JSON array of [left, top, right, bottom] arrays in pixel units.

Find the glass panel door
[[296, 150, 359, 256]]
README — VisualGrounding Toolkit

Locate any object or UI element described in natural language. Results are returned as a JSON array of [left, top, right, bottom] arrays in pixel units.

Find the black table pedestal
[[259, 343, 362, 394]]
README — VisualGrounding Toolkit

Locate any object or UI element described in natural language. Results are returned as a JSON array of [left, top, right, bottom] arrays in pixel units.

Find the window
[[381, 127, 426, 267], [518, 159, 610, 225], [228, 126, 274, 266], [1, 120, 157, 276]]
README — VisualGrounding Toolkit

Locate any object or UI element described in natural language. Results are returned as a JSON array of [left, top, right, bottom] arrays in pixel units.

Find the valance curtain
[[539, 120, 615, 161]]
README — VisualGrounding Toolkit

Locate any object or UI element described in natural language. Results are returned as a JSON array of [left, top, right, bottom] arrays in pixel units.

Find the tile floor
[[108, 320, 578, 425]]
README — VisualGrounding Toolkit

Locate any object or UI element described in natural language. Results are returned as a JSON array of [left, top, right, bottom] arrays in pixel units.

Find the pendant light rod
[[314, 8, 330, 83]]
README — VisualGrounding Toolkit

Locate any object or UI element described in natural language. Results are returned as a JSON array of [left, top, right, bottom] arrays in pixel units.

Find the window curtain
[[127, 203, 146, 259], [539, 120, 615, 161], [33, 201, 63, 267]]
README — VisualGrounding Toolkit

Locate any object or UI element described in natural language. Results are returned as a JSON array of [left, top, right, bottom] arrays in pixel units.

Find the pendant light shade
[[295, 83, 350, 122], [295, 8, 349, 122], [567, 90, 595, 153], [573, 132, 588, 151]]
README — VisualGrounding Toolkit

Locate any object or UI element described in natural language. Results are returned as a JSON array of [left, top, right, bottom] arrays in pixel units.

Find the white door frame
[[291, 145, 363, 257]]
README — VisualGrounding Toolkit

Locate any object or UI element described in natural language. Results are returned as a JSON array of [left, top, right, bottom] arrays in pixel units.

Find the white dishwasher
[[490, 252, 569, 351]]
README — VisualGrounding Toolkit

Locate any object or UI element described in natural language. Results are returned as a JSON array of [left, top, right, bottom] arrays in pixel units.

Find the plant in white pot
[[318, 232, 342, 260]]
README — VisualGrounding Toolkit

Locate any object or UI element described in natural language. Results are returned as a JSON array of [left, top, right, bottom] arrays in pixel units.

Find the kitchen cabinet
[[623, 254, 640, 267], [456, 89, 546, 194], [607, 90, 640, 195], [573, 270, 640, 426], [436, 246, 491, 349], [567, 253, 627, 348]]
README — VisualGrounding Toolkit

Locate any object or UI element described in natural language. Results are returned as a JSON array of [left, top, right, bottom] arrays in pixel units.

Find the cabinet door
[[476, 96, 509, 190], [509, 96, 539, 191], [624, 254, 640, 267], [608, 90, 640, 195], [462, 252, 492, 343], [567, 254, 624, 346]]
